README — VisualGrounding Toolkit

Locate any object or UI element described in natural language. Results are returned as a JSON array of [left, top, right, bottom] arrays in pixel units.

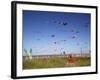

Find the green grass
[[23, 57, 90, 69]]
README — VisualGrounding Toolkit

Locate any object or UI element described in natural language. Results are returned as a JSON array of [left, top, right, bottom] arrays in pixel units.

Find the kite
[[51, 35, 55, 37], [70, 29, 75, 32], [76, 31, 79, 33], [53, 20, 68, 26], [63, 40, 66, 42], [72, 36, 76, 39], [54, 42, 57, 44], [37, 39, 40, 40], [63, 22, 68, 26]]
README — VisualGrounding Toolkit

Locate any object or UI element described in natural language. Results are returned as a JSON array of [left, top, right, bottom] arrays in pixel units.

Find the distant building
[[23, 53, 90, 60]]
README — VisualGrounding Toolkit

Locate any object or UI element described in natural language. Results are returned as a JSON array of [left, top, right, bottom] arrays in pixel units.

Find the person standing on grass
[[67, 54, 76, 64]]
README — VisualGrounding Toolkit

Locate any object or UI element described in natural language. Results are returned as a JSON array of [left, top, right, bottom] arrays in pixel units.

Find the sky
[[22, 10, 91, 55]]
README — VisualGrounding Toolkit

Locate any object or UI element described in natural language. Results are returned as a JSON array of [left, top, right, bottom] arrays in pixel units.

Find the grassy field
[[23, 57, 90, 69]]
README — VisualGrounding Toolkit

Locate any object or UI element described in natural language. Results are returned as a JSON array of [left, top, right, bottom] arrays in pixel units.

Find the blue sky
[[22, 10, 91, 55]]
